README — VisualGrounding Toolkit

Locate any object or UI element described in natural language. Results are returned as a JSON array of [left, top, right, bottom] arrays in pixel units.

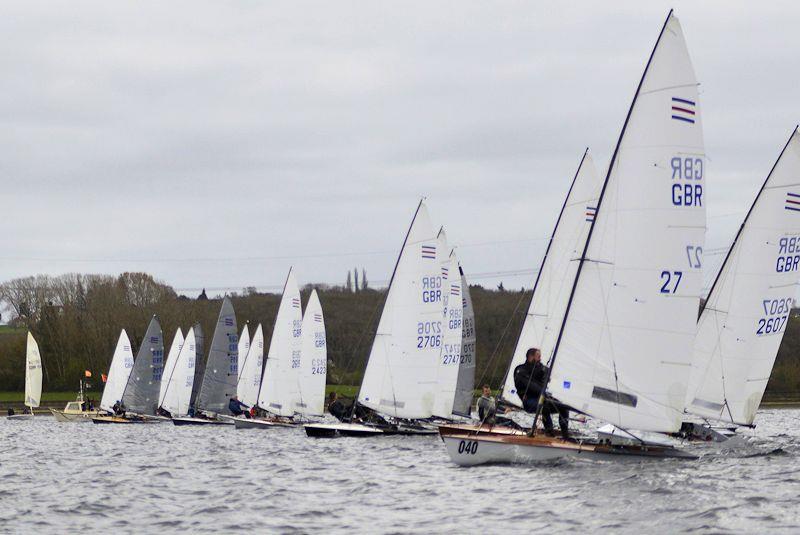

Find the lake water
[[1, 409, 799, 533]]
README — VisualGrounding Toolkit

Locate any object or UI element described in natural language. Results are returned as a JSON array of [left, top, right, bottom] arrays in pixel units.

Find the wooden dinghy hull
[[91, 415, 157, 424], [171, 416, 234, 426], [441, 431, 698, 466], [436, 422, 527, 437], [233, 417, 297, 430]]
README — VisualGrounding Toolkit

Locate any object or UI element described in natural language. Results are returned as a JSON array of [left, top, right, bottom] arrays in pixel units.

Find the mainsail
[[432, 250, 464, 419], [237, 323, 264, 408], [452, 263, 476, 417], [122, 316, 164, 415], [161, 327, 197, 417], [190, 323, 205, 409], [547, 11, 706, 433], [158, 328, 184, 407], [358, 201, 443, 419], [237, 323, 251, 382], [100, 329, 135, 412], [25, 332, 43, 409], [686, 128, 800, 426], [196, 297, 238, 414], [297, 289, 327, 416], [501, 150, 601, 407], [257, 268, 303, 417]]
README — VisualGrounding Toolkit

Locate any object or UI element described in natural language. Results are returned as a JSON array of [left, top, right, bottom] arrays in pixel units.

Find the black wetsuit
[[513, 360, 570, 438]]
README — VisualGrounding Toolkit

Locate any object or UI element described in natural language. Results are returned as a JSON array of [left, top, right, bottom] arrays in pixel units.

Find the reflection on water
[[1, 409, 800, 533]]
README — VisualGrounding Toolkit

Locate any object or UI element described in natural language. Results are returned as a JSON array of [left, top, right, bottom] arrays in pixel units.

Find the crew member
[[228, 395, 249, 417], [513, 348, 570, 439]]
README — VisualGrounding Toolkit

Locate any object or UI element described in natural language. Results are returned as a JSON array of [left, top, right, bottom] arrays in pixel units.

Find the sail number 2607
[[757, 297, 793, 336]]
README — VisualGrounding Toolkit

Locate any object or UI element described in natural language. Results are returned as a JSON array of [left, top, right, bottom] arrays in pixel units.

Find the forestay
[[358, 201, 443, 419], [25, 333, 43, 409], [297, 289, 327, 416], [196, 298, 238, 414], [432, 250, 464, 419], [501, 151, 601, 407], [158, 328, 184, 407], [452, 263, 476, 417], [237, 324, 264, 407], [686, 129, 800, 426], [122, 317, 164, 416], [548, 12, 706, 433], [161, 327, 197, 417], [258, 268, 302, 417], [237, 324, 250, 382], [100, 330, 135, 412]]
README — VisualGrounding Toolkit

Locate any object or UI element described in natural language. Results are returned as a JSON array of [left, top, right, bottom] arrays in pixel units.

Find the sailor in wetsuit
[[513, 347, 570, 439], [228, 396, 250, 418]]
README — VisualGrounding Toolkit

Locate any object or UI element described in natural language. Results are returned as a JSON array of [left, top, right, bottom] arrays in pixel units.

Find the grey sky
[[2, 1, 798, 296]]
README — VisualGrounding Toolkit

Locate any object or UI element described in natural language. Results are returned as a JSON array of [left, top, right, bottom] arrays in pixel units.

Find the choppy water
[[1, 409, 800, 533]]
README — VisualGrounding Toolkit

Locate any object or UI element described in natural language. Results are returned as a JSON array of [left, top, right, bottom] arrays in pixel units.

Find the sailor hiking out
[[513, 348, 570, 439]]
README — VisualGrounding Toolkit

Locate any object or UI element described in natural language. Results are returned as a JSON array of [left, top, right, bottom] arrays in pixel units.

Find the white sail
[[548, 12, 705, 433], [161, 327, 197, 417], [501, 151, 601, 407], [358, 201, 443, 419], [237, 324, 250, 382], [237, 324, 264, 407], [297, 290, 327, 416], [24, 332, 43, 409], [432, 250, 464, 419], [686, 129, 800, 426], [258, 268, 303, 417], [452, 263, 476, 416], [100, 329, 135, 412], [158, 328, 184, 407]]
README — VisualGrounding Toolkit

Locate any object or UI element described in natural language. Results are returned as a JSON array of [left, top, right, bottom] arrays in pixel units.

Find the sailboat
[[7, 333, 43, 420], [441, 10, 705, 464], [173, 298, 238, 425], [305, 201, 445, 437], [237, 323, 250, 383], [97, 330, 135, 414], [159, 326, 199, 418], [452, 261, 476, 418], [93, 317, 164, 423], [682, 128, 800, 440], [156, 328, 184, 416], [234, 268, 305, 429], [235, 323, 264, 408]]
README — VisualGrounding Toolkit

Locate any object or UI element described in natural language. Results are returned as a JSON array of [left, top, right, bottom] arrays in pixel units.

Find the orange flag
[[84, 370, 92, 378], [101, 374, 108, 383]]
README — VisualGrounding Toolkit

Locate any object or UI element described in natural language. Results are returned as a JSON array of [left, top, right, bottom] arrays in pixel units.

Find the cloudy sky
[[2, 1, 798, 296]]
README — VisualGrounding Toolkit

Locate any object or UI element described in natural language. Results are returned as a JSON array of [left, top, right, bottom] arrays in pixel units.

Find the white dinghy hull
[[441, 432, 698, 466]]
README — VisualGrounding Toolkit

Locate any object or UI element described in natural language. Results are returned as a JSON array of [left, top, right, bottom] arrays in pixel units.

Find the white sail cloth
[[686, 129, 800, 425], [297, 289, 327, 416], [237, 324, 264, 408], [432, 251, 464, 419], [100, 330, 135, 412], [549, 13, 706, 433], [237, 324, 250, 382], [158, 328, 184, 407], [358, 202, 444, 419], [258, 268, 303, 417], [25, 333, 43, 409], [502, 152, 601, 407], [161, 327, 197, 417]]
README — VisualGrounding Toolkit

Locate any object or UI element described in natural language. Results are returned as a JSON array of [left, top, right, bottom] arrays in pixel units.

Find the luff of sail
[[100, 329, 135, 412], [237, 323, 264, 408], [501, 150, 601, 407], [297, 289, 327, 416], [548, 11, 706, 433], [257, 268, 302, 417], [158, 328, 184, 407], [452, 263, 476, 417], [161, 327, 197, 417], [196, 297, 238, 414], [686, 128, 800, 426], [122, 317, 164, 416], [432, 250, 464, 419], [25, 332, 43, 409], [358, 201, 443, 419]]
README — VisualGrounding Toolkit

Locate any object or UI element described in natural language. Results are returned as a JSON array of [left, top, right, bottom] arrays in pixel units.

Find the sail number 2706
[[417, 321, 442, 349]]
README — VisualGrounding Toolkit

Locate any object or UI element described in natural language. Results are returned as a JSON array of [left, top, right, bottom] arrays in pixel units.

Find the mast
[[500, 147, 589, 399], [531, 10, 675, 435]]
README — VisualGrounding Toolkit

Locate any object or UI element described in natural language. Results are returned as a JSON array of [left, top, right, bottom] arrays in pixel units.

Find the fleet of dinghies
[[6, 9, 800, 469]]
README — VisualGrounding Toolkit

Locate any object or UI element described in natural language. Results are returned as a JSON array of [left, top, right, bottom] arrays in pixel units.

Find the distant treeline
[[1, 272, 800, 397]]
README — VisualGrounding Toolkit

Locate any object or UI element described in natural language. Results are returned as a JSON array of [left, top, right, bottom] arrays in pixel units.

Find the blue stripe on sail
[[788, 193, 800, 198], [672, 115, 695, 124], [785, 206, 800, 212], [671, 97, 696, 106]]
